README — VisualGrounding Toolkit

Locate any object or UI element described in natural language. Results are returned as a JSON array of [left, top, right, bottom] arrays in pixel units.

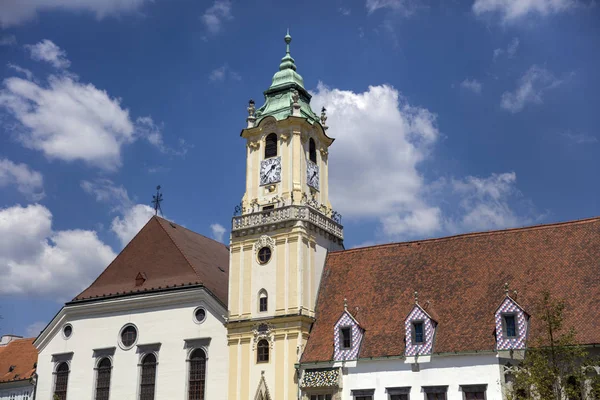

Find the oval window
[[194, 307, 207, 323], [120, 325, 138, 348], [258, 247, 272, 264]]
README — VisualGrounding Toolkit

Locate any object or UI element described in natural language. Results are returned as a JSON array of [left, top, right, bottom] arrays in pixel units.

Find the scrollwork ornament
[[247, 140, 260, 151], [252, 323, 275, 349], [254, 235, 275, 256]]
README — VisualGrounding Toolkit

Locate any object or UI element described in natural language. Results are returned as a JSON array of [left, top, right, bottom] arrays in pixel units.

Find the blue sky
[[0, 0, 598, 338]]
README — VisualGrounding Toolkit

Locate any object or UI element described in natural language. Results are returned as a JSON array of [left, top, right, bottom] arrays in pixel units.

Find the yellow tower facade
[[227, 32, 344, 400]]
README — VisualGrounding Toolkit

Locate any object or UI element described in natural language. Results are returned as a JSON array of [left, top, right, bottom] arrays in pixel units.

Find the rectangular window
[[387, 386, 410, 400], [461, 384, 487, 400], [352, 389, 374, 400], [262, 205, 274, 211], [413, 322, 424, 344], [340, 327, 352, 349], [310, 395, 332, 400], [259, 297, 268, 312], [423, 386, 447, 400], [504, 315, 517, 337]]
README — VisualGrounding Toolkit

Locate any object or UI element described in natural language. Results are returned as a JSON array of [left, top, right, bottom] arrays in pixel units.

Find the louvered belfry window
[[140, 353, 157, 400], [188, 349, 207, 400], [54, 362, 70, 400], [265, 133, 278, 158], [95, 358, 112, 400], [309, 138, 317, 163]]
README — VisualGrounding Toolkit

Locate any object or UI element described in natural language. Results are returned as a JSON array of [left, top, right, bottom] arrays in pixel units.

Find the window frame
[[387, 386, 411, 400], [264, 133, 278, 159], [62, 324, 73, 340], [309, 138, 317, 163], [351, 389, 375, 400], [339, 326, 352, 350], [257, 247, 272, 265], [412, 320, 425, 344], [138, 352, 158, 400], [257, 339, 270, 363], [502, 313, 518, 338], [460, 384, 487, 400], [423, 386, 448, 400], [94, 357, 113, 400], [259, 290, 268, 312], [119, 323, 139, 350], [193, 307, 207, 324], [187, 348, 207, 400], [53, 361, 70, 400]]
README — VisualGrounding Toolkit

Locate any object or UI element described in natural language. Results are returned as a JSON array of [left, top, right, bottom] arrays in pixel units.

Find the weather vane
[[152, 185, 163, 216]]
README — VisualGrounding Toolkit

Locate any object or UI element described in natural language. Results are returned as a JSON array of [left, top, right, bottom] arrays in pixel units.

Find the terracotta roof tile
[[302, 217, 600, 363], [0, 338, 37, 383], [73, 216, 230, 305]]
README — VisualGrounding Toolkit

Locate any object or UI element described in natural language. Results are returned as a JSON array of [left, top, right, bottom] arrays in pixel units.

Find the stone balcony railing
[[231, 205, 344, 240]]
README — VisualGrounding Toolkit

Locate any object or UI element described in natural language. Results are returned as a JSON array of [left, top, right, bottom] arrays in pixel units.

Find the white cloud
[[501, 65, 562, 113], [7, 63, 33, 81], [0, 203, 116, 298], [110, 204, 155, 247], [0, 35, 17, 46], [209, 64, 241, 82], [135, 116, 192, 156], [201, 0, 232, 35], [494, 37, 520, 60], [0, 74, 135, 170], [25, 40, 70, 69], [81, 179, 131, 211], [561, 132, 598, 144], [460, 78, 483, 94], [25, 321, 46, 337], [210, 223, 226, 242], [339, 7, 352, 15], [0, 158, 44, 201], [473, 0, 578, 21], [0, 0, 150, 28], [366, 0, 422, 15], [311, 83, 538, 241]]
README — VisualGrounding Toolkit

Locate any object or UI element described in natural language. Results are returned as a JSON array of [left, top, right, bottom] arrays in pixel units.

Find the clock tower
[[227, 31, 344, 400]]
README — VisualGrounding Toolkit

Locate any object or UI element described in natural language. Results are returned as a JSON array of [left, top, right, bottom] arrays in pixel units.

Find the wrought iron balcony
[[231, 205, 343, 240]]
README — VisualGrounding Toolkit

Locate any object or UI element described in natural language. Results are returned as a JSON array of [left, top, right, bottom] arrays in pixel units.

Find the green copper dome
[[255, 30, 319, 124]]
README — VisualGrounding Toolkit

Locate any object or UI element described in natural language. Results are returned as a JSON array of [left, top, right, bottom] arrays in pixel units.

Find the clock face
[[307, 160, 319, 189], [260, 157, 281, 186]]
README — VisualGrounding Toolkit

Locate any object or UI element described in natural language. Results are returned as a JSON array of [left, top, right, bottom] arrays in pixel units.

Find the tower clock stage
[[227, 31, 344, 400]]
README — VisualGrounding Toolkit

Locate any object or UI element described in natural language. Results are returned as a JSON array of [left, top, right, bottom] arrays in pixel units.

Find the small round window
[[194, 307, 206, 323], [120, 324, 138, 349], [258, 247, 272, 264], [63, 324, 72, 339]]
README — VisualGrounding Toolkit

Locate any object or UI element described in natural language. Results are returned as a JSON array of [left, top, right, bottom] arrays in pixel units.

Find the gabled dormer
[[333, 301, 363, 361], [404, 296, 437, 357], [495, 291, 529, 351]]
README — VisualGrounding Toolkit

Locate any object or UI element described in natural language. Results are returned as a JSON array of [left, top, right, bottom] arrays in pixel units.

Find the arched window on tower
[[95, 358, 112, 400], [188, 349, 207, 400], [309, 138, 317, 163], [258, 290, 268, 312], [257, 339, 269, 363], [54, 362, 70, 400], [265, 133, 278, 158], [140, 353, 157, 400]]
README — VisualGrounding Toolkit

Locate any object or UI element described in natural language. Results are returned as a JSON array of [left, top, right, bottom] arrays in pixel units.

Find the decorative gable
[[333, 311, 363, 361], [404, 305, 436, 356], [495, 296, 528, 350]]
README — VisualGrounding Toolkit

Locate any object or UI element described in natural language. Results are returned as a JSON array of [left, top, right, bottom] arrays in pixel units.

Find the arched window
[[188, 349, 206, 400], [265, 133, 277, 158], [309, 138, 317, 163], [54, 362, 69, 400], [95, 358, 112, 400], [257, 339, 269, 363], [259, 290, 268, 312], [140, 354, 157, 400]]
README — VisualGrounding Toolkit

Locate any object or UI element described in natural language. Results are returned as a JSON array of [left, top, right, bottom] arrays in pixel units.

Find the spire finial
[[344, 297, 348, 311], [414, 291, 419, 304], [504, 282, 510, 297], [285, 28, 292, 54], [152, 185, 163, 216]]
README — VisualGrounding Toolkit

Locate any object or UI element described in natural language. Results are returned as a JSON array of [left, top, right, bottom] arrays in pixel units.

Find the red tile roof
[[0, 338, 37, 383], [301, 217, 600, 363], [73, 216, 230, 306]]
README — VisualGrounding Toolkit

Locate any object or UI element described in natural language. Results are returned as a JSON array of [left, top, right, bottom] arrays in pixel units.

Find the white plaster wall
[[0, 385, 34, 400], [35, 288, 228, 400], [340, 354, 503, 400]]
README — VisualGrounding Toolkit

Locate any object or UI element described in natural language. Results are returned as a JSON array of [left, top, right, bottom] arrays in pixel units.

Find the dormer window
[[265, 133, 277, 158], [412, 321, 424, 344], [340, 327, 352, 349], [309, 138, 317, 163], [503, 314, 517, 337]]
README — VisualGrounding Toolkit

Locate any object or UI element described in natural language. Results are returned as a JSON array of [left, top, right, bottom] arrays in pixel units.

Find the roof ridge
[[155, 217, 204, 282], [335, 215, 600, 255], [156, 216, 229, 251]]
